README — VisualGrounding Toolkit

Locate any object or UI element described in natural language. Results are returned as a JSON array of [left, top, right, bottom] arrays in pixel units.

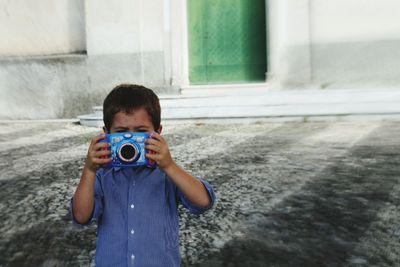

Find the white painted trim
[[267, 0, 312, 85], [163, 0, 172, 85], [180, 83, 271, 96], [168, 0, 189, 87], [181, 0, 190, 87], [182, 83, 270, 90], [138, 0, 145, 84]]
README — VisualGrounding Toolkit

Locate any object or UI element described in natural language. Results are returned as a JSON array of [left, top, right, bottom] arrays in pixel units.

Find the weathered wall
[[310, 0, 400, 88], [0, 52, 166, 119], [0, 0, 85, 56], [268, 0, 400, 88], [0, 0, 173, 120]]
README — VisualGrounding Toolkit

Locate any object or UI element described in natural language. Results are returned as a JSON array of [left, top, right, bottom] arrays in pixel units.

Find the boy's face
[[105, 107, 161, 134]]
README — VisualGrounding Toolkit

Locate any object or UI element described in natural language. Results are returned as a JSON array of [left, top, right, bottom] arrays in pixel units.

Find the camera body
[[100, 132, 156, 168]]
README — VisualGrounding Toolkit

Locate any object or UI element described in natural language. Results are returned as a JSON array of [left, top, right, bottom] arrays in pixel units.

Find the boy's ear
[[156, 125, 163, 134], [103, 126, 109, 134]]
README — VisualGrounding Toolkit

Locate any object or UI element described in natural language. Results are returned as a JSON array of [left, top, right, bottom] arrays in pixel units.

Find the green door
[[188, 0, 267, 84]]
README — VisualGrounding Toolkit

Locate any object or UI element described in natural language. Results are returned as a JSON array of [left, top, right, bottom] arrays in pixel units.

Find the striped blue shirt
[[70, 166, 216, 267]]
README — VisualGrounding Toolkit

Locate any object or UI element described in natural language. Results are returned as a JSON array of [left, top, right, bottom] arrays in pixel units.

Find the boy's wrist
[[162, 161, 179, 176], [82, 163, 97, 178], [83, 153, 102, 174]]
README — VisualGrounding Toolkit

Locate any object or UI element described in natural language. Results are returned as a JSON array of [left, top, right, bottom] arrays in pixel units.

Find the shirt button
[[131, 204, 134, 209], [131, 254, 135, 259], [131, 229, 135, 235]]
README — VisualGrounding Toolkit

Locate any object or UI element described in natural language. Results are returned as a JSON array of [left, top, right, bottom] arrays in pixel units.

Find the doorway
[[187, 0, 267, 84]]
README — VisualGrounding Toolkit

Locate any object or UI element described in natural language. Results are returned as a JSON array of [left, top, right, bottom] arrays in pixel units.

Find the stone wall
[[0, 0, 174, 119]]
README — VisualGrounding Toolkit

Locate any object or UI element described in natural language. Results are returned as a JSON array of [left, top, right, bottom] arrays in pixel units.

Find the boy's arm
[[165, 163, 212, 208], [72, 134, 111, 224], [145, 133, 212, 208]]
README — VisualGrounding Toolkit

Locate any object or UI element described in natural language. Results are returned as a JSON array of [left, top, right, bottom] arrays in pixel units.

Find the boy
[[70, 84, 216, 267]]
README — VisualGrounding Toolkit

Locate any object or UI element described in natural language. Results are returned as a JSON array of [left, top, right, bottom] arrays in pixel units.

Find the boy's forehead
[[112, 109, 153, 128]]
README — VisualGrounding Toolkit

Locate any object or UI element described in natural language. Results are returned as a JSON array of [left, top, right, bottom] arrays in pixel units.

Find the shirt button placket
[[129, 204, 135, 237], [128, 179, 136, 266]]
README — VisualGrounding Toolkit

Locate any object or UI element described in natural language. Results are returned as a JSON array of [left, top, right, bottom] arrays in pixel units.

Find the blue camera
[[100, 132, 156, 168]]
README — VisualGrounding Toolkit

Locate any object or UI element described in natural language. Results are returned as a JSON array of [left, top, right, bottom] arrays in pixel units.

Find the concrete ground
[[0, 119, 399, 267]]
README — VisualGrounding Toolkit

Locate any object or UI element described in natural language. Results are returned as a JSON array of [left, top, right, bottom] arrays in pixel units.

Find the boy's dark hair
[[103, 84, 161, 131]]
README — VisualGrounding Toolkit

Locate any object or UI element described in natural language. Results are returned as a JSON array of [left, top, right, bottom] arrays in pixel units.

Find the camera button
[[135, 137, 144, 142], [112, 137, 122, 143], [124, 133, 132, 138]]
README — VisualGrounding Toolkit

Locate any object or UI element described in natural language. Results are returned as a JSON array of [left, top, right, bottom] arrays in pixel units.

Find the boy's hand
[[84, 134, 112, 173], [145, 133, 174, 170]]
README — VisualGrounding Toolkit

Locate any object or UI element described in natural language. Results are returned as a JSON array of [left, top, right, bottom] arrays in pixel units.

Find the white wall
[[0, 0, 172, 120], [0, 0, 85, 56], [85, 0, 164, 55], [268, 0, 400, 88], [310, 0, 400, 87], [311, 0, 400, 44]]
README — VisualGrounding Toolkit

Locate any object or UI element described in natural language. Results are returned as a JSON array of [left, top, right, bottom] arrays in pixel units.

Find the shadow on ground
[[0, 121, 399, 267]]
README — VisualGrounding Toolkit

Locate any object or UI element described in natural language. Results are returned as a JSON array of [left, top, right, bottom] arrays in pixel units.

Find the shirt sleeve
[[69, 169, 104, 226], [176, 176, 216, 215]]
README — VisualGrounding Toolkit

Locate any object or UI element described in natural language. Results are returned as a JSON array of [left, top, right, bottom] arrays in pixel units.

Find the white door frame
[[167, 0, 190, 88]]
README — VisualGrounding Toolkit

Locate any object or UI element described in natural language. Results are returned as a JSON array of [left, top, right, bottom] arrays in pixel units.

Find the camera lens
[[119, 143, 138, 162]]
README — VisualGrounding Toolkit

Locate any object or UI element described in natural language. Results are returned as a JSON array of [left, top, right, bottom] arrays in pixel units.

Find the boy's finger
[[145, 145, 159, 152], [149, 133, 164, 142], [94, 149, 112, 158], [145, 153, 158, 160], [91, 134, 107, 144], [93, 142, 111, 150], [145, 138, 161, 146], [93, 157, 112, 164]]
